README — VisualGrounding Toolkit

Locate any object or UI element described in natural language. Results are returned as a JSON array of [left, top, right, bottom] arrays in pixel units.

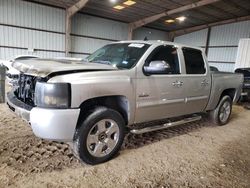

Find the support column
[[128, 24, 134, 40], [205, 27, 211, 56], [167, 32, 175, 42], [65, 12, 71, 56], [64, 0, 89, 56]]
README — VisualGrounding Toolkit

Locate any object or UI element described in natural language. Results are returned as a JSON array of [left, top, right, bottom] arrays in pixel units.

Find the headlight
[[35, 82, 71, 109]]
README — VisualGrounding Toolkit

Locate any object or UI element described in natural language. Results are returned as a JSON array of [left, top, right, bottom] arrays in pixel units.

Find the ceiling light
[[123, 0, 136, 6], [109, 0, 117, 3], [165, 19, 175, 23], [113, 5, 125, 10], [176, 16, 186, 22]]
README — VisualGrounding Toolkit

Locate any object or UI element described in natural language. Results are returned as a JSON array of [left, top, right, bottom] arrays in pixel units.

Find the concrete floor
[[0, 103, 249, 188]]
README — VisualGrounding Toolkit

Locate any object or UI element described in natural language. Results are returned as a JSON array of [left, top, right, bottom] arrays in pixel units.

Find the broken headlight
[[35, 82, 71, 109]]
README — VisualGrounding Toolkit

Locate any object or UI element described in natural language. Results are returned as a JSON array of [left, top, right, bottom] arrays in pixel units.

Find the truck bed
[[206, 71, 243, 111]]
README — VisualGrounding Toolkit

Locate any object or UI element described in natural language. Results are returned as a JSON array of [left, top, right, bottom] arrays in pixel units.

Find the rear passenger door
[[181, 47, 211, 113]]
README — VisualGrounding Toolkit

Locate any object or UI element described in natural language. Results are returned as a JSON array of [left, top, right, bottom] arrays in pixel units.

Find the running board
[[130, 115, 202, 134]]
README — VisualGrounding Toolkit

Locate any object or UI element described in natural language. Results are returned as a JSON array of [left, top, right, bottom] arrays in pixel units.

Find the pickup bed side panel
[[205, 72, 243, 111]]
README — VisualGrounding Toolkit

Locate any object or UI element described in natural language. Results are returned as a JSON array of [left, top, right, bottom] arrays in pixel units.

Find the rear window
[[182, 48, 206, 74]]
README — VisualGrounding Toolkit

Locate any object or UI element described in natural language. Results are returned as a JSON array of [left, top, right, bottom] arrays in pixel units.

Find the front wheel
[[73, 107, 125, 165], [209, 95, 232, 126]]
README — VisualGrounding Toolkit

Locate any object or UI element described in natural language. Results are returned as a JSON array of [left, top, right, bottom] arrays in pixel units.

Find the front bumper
[[6, 92, 80, 142]]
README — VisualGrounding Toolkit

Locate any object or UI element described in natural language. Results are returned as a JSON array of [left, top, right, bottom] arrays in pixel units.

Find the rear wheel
[[73, 107, 125, 165], [209, 95, 232, 125]]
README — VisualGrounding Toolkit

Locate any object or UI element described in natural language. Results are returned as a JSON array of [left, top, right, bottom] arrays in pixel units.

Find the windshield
[[86, 43, 150, 69]]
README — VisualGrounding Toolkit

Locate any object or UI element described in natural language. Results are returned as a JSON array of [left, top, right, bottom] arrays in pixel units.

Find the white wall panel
[[210, 20, 250, 46], [72, 14, 128, 41], [0, 25, 65, 51], [174, 29, 208, 47], [207, 47, 238, 62], [133, 27, 169, 41], [71, 36, 111, 54], [0, 0, 65, 32], [0, 47, 28, 60], [0, 47, 65, 60]]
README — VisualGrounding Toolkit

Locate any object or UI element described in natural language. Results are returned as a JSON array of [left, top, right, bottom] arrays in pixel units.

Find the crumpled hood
[[12, 58, 117, 77]]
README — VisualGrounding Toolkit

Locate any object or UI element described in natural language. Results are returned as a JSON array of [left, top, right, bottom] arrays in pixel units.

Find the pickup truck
[[6, 40, 243, 165]]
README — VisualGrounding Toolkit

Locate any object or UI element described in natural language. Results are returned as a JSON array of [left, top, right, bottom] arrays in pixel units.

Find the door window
[[145, 46, 180, 74], [182, 48, 206, 74]]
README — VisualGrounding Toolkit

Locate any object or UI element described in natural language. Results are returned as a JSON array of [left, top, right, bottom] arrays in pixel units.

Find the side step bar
[[130, 115, 202, 134]]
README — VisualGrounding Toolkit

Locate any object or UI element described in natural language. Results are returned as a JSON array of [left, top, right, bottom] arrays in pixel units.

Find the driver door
[[135, 45, 187, 123]]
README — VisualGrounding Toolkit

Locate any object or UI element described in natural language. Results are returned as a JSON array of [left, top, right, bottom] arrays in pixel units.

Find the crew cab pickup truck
[[6, 40, 243, 164]]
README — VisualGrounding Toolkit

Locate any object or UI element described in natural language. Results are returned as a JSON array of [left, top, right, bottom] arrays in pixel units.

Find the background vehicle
[[6, 40, 243, 165], [209, 66, 219, 72], [235, 68, 250, 102]]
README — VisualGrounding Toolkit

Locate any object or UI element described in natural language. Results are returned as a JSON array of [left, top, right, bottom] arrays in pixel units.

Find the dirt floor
[[0, 102, 250, 188]]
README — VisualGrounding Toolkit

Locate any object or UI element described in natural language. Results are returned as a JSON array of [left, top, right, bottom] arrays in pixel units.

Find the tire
[[73, 106, 125, 165], [209, 95, 232, 126]]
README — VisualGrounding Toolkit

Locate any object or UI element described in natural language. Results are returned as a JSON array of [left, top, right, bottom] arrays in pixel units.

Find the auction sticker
[[128, 43, 145, 48]]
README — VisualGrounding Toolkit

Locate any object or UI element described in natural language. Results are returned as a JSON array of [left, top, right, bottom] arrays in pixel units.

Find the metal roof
[[27, 0, 250, 32]]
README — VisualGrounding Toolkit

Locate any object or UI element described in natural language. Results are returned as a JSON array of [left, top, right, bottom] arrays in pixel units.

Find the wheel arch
[[207, 88, 236, 111], [220, 88, 236, 101], [75, 95, 130, 130]]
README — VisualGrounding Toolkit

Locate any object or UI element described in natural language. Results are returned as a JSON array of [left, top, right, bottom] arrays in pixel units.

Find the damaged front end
[[7, 74, 43, 122], [7, 72, 72, 122], [14, 74, 41, 106]]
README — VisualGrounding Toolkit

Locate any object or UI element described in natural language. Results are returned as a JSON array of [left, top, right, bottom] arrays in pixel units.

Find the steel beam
[[205, 27, 211, 55], [65, 0, 89, 56], [128, 0, 220, 39], [170, 15, 250, 37]]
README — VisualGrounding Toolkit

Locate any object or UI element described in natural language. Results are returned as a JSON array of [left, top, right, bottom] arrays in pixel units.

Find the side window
[[182, 48, 206, 74], [146, 46, 180, 74]]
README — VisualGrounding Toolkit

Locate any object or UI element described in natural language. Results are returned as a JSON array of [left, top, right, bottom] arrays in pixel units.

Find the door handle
[[172, 81, 183, 87], [201, 79, 209, 86]]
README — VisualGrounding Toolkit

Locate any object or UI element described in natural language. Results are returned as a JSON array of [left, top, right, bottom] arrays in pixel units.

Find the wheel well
[[76, 96, 130, 129], [220, 88, 236, 101]]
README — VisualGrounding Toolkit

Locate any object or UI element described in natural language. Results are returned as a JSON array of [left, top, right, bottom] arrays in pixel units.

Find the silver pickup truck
[[6, 40, 243, 165]]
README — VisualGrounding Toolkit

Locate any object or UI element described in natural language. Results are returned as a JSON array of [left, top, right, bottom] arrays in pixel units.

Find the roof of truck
[[116, 40, 204, 51]]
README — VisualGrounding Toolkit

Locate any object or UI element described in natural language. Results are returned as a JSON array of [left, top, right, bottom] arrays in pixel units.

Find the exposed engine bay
[[12, 74, 39, 106]]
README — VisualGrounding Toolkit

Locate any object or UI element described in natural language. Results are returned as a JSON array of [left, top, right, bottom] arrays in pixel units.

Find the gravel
[[0, 103, 249, 188]]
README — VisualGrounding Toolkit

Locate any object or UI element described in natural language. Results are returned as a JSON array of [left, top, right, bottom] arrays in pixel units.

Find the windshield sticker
[[122, 61, 128, 65], [128, 43, 145, 48]]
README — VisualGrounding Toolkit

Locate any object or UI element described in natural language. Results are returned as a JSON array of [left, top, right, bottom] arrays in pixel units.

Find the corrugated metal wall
[[174, 20, 250, 72], [70, 14, 169, 58], [0, 0, 65, 59], [174, 29, 208, 47], [70, 13, 128, 58], [133, 27, 170, 41], [0, 0, 169, 60]]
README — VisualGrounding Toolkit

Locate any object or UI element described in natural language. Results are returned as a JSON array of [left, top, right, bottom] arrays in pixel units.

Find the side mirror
[[144, 60, 171, 75]]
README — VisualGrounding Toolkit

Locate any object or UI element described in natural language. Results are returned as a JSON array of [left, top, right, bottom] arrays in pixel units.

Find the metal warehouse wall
[[133, 27, 170, 41], [0, 0, 66, 59], [0, 0, 169, 60], [174, 29, 208, 47], [71, 14, 169, 58], [174, 20, 250, 72]]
